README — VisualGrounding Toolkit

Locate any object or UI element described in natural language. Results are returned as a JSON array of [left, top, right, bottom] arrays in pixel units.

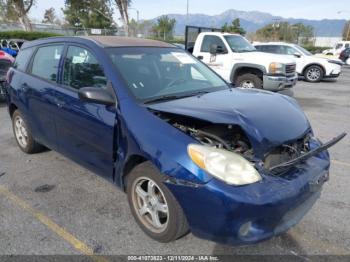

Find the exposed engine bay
[[153, 110, 317, 174], [154, 111, 254, 158]]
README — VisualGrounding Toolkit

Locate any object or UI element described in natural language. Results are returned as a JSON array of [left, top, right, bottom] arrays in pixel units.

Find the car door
[[196, 35, 231, 81], [23, 44, 64, 150], [54, 45, 117, 180], [281, 45, 304, 74]]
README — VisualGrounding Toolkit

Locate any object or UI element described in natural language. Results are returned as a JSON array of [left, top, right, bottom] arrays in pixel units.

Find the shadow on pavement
[[212, 232, 306, 255]]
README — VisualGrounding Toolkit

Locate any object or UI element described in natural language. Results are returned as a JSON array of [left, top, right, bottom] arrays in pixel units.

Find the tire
[[304, 65, 324, 82], [235, 73, 263, 89], [0, 83, 6, 102], [126, 161, 189, 243], [12, 110, 44, 154]]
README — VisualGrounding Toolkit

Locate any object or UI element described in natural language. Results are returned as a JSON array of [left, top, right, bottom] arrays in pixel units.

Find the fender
[[230, 63, 266, 83], [302, 63, 326, 75]]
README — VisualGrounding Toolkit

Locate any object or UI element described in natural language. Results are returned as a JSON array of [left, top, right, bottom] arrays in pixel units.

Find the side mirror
[[210, 44, 226, 55], [78, 87, 115, 106], [294, 52, 302, 58]]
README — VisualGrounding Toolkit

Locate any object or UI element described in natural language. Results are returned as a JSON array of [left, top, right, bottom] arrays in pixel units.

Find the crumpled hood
[[148, 89, 311, 158]]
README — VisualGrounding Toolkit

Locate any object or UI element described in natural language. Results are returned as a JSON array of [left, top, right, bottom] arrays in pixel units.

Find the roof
[[198, 32, 240, 36], [22, 36, 174, 49], [81, 36, 174, 47]]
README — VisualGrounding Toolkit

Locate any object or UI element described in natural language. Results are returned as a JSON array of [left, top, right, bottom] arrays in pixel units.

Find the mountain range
[[151, 9, 347, 37]]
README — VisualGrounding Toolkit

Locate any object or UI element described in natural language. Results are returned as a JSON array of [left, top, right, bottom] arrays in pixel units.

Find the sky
[[29, 0, 350, 22]]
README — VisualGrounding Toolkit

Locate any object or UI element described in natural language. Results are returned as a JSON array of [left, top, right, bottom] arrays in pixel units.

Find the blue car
[[5, 36, 345, 245]]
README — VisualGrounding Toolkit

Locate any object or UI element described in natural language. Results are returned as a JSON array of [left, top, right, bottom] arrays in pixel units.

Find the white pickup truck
[[185, 26, 297, 91]]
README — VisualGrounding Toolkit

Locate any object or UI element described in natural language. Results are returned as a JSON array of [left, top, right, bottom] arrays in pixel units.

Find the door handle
[[197, 56, 203, 60], [21, 83, 29, 92], [54, 98, 66, 108]]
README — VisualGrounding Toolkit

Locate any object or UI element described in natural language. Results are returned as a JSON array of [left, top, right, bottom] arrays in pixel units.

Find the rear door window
[[31, 45, 63, 82], [63, 46, 107, 90]]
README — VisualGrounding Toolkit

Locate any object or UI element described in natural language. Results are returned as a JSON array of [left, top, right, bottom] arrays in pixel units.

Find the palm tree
[[115, 0, 131, 35]]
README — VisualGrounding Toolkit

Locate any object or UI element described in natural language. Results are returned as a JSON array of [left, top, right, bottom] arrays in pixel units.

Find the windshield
[[224, 35, 256, 52], [294, 45, 313, 56], [107, 47, 228, 103]]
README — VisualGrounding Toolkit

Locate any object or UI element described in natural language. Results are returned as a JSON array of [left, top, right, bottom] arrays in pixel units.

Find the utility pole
[[129, 8, 140, 23], [186, 0, 189, 23], [272, 18, 281, 41]]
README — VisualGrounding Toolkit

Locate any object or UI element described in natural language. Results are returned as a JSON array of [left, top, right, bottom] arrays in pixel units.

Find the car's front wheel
[[126, 161, 189, 242], [304, 65, 324, 82], [12, 110, 44, 154]]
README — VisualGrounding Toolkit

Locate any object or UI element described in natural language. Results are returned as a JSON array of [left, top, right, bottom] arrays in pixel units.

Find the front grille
[[285, 64, 296, 75]]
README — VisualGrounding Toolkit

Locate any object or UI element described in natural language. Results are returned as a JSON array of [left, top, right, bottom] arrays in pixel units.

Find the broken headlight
[[188, 144, 261, 186]]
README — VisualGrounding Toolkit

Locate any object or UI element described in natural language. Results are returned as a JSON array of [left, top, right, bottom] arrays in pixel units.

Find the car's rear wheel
[[126, 161, 189, 243], [0, 82, 6, 102], [12, 110, 44, 154], [304, 65, 324, 82], [235, 73, 263, 89]]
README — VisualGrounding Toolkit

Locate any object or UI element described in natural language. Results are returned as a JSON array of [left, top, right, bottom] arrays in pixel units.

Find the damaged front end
[[146, 89, 346, 245], [151, 109, 345, 179]]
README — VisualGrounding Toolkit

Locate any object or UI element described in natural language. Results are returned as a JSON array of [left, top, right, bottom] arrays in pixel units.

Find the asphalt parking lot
[[0, 68, 349, 258]]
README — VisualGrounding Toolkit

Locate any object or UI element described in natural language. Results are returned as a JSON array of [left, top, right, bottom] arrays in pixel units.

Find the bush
[[302, 46, 331, 54], [0, 30, 62, 41], [147, 37, 184, 45]]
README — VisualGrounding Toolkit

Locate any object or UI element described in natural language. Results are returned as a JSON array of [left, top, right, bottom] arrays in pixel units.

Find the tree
[[1, 0, 35, 31], [292, 23, 314, 45], [0, 0, 6, 21], [63, 0, 114, 30], [343, 21, 350, 41], [152, 15, 176, 40], [128, 18, 138, 36], [137, 20, 153, 37], [222, 18, 246, 35], [114, 0, 131, 35], [42, 7, 60, 24], [256, 22, 314, 44]]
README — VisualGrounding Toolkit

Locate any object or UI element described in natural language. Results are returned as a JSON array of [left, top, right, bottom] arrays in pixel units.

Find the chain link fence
[[0, 22, 122, 36]]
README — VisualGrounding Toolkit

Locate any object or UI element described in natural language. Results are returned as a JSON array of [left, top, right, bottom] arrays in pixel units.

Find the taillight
[[0, 51, 5, 56]]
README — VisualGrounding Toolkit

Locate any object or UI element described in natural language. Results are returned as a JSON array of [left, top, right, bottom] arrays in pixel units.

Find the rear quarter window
[[13, 47, 34, 71]]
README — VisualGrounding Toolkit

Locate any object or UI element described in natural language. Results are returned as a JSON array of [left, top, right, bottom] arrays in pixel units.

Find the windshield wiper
[[144, 94, 190, 104], [144, 91, 211, 104]]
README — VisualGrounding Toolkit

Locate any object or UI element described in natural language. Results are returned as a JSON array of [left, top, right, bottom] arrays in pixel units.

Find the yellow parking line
[[332, 159, 350, 168], [0, 185, 108, 262]]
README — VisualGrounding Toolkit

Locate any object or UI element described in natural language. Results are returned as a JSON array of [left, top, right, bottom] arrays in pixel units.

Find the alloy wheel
[[306, 67, 321, 81], [131, 177, 169, 233], [14, 115, 28, 148]]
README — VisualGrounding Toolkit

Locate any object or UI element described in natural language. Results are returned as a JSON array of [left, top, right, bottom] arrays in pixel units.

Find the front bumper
[[166, 154, 330, 245], [325, 64, 342, 78], [263, 74, 297, 91]]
